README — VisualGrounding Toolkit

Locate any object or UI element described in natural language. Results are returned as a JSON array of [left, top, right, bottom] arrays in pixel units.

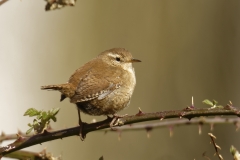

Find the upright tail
[[41, 83, 75, 101]]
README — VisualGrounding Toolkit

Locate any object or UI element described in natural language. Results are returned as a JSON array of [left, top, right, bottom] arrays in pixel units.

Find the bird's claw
[[109, 114, 127, 130]]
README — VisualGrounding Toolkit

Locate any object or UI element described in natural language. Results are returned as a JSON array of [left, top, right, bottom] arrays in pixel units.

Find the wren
[[41, 48, 141, 140]]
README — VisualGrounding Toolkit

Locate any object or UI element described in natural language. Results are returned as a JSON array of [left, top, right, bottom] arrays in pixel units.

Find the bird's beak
[[130, 58, 141, 63]]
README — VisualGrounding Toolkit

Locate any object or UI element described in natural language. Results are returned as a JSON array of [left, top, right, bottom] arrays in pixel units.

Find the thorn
[[219, 155, 223, 160], [224, 104, 230, 109], [15, 134, 25, 142], [47, 125, 52, 131], [147, 130, 150, 138], [184, 106, 194, 111], [169, 126, 173, 137], [42, 130, 50, 135], [17, 129, 23, 135], [208, 133, 216, 139], [16, 133, 21, 138], [179, 112, 185, 118], [224, 101, 234, 110], [1, 131, 5, 137], [146, 127, 152, 139], [216, 145, 221, 150], [135, 107, 144, 116], [235, 122, 240, 131], [159, 114, 165, 120], [138, 107, 142, 112], [118, 131, 122, 141], [184, 97, 195, 111], [192, 96, 194, 108], [210, 123, 214, 131], [198, 124, 202, 135]]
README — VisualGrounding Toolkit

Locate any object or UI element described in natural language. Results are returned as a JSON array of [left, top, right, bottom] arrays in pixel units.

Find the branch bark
[[0, 105, 239, 157], [1, 117, 240, 143]]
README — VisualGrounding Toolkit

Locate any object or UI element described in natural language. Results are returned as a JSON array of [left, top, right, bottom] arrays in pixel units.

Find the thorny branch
[[1, 117, 239, 143], [105, 116, 240, 137], [208, 133, 223, 160], [1, 103, 240, 157]]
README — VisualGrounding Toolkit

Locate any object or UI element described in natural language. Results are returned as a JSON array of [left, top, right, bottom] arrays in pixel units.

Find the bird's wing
[[70, 71, 121, 103]]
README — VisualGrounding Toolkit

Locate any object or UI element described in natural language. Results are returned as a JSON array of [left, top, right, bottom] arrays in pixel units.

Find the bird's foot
[[79, 122, 88, 141], [109, 114, 128, 130]]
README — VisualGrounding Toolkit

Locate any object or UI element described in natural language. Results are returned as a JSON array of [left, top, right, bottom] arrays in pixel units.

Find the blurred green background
[[0, 0, 240, 159]]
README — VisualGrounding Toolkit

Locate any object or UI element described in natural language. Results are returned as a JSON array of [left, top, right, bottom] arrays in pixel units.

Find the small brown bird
[[41, 48, 140, 140]]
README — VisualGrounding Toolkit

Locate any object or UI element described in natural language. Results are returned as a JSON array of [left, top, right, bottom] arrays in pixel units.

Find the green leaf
[[27, 123, 32, 127], [24, 108, 40, 117], [202, 99, 214, 106], [212, 100, 218, 105], [51, 116, 57, 122], [26, 127, 33, 135], [51, 108, 60, 116], [42, 111, 48, 120], [37, 114, 42, 120]]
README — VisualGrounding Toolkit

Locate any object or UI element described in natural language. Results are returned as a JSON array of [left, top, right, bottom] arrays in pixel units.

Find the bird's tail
[[41, 83, 75, 101], [41, 84, 65, 91]]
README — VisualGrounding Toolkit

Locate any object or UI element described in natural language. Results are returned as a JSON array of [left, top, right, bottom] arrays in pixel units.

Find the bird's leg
[[109, 114, 128, 130], [77, 108, 87, 141]]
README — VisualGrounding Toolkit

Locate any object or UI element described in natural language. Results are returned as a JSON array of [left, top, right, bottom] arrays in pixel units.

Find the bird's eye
[[116, 57, 121, 62]]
